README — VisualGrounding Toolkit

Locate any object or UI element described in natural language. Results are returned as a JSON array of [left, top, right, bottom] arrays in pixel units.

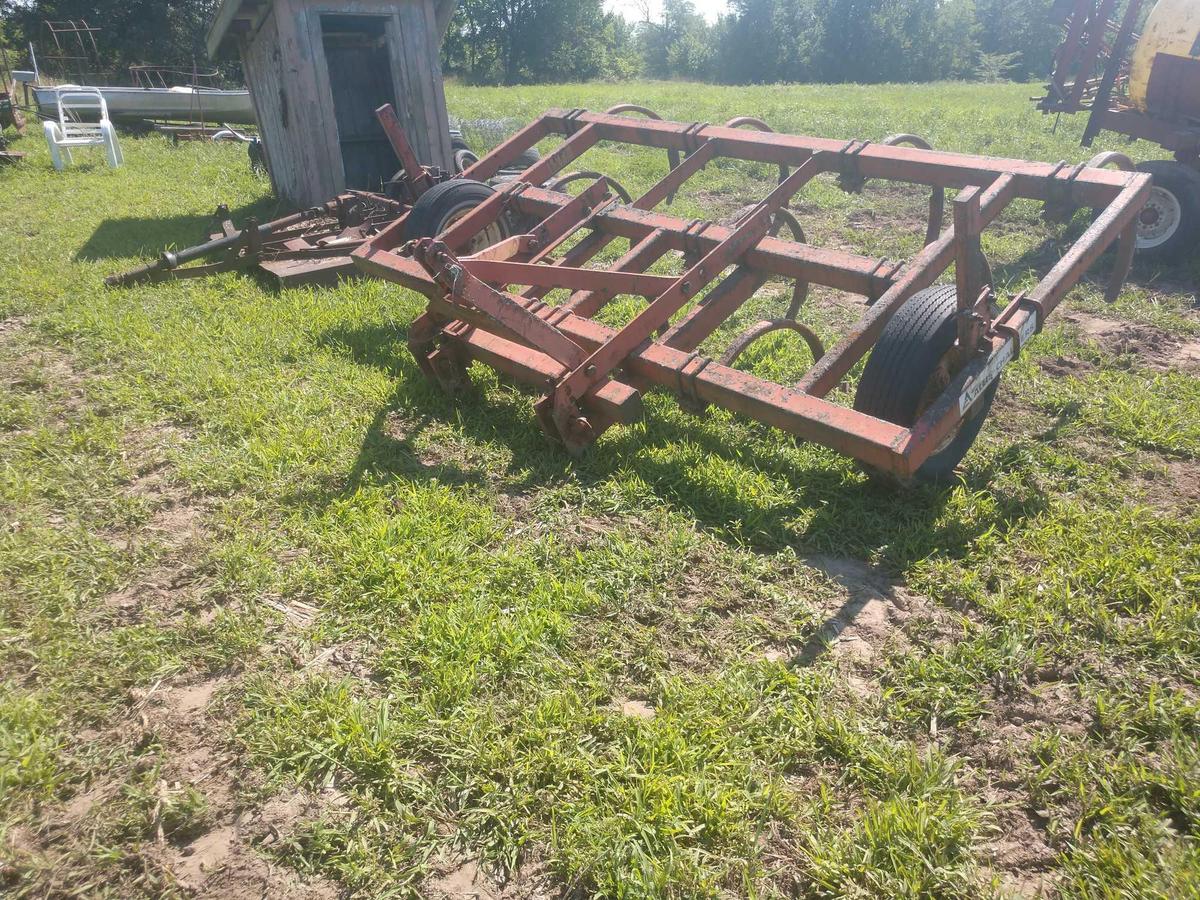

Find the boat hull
[[34, 85, 256, 125]]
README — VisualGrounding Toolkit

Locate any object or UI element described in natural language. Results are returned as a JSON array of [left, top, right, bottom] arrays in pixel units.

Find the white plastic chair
[[42, 88, 123, 171]]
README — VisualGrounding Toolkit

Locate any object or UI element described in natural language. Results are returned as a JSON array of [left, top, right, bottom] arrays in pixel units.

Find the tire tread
[[404, 179, 499, 242], [854, 284, 997, 484]]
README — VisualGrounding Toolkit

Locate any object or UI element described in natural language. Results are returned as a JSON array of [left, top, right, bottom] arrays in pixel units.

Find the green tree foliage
[[716, 0, 985, 84], [973, 0, 1063, 81], [5, 0, 218, 81], [2, 0, 1072, 88], [633, 0, 714, 81], [442, 0, 630, 84]]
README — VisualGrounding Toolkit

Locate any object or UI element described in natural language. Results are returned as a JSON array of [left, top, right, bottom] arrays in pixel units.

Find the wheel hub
[[916, 350, 960, 454], [917, 343, 991, 456], [1136, 186, 1182, 249], [444, 208, 506, 255]]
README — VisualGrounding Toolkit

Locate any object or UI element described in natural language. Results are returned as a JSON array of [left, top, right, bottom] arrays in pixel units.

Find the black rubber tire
[[450, 135, 473, 153], [404, 178, 508, 242], [453, 147, 479, 174], [1134, 160, 1200, 264], [516, 147, 540, 167], [854, 284, 998, 485]]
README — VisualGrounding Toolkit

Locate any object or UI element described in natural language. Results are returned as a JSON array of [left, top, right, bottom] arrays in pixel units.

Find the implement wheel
[[854, 285, 997, 485], [404, 179, 511, 252], [1134, 161, 1200, 263]]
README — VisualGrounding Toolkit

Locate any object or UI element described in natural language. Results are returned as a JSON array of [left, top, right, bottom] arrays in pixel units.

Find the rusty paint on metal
[[349, 107, 1150, 478]]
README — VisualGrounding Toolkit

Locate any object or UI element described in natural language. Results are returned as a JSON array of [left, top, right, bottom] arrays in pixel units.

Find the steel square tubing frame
[[354, 110, 1150, 477], [457, 110, 1144, 361], [467, 110, 1140, 205]]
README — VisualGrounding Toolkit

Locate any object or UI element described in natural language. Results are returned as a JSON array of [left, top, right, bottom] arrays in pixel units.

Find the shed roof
[[207, 0, 458, 58]]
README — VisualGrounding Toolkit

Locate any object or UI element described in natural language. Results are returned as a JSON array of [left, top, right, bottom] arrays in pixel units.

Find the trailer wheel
[[453, 147, 480, 174], [854, 284, 998, 485], [404, 179, 511, 253], [1134, 161, 1200, 263]]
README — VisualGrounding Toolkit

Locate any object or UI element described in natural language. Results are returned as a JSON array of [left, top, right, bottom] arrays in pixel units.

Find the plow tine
[[604, 103, 685, 202]]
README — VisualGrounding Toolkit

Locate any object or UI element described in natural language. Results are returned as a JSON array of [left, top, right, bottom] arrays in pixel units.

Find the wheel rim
[[441, 205, 506, 254], [916, 346, 989, 456], [1136, 185, 1183, 250], [916, 350, 960, 454]]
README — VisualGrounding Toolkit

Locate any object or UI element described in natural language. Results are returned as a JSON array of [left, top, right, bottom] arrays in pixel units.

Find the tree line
[[1, 1, 219, 82], [1, 0, 1071, 88], [443, 0, 1075, 86]]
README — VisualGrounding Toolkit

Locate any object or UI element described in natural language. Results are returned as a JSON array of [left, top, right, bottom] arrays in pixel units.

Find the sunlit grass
[[1, 80, 1197, 897]]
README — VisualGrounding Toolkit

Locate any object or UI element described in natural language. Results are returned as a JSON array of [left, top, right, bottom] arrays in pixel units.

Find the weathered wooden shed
[[207, 0, 457, 207]]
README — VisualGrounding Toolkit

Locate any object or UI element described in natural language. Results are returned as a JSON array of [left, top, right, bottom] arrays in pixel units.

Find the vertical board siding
[[238, 0, 453, 207], [278, 0, 342, 202], [242, 11, 295, 201]]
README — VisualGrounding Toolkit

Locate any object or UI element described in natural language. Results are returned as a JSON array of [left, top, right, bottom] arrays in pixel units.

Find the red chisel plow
[[353, 107, 1150, 484]]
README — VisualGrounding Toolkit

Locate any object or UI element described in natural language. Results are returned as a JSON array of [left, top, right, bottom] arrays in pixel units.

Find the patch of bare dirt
[[947, 673, 1092, 897], [145, 673, 338, 898], [4, 417, 339, 898], [1138, 458, 1200, 515], [492, 491, 640, 549], [4, 345, 89, 418], [0, 314, 31, 335], [99, 425, 213, 622], [796, 555, 941, 671], [971, 762, 1060, 897], [615, 698, 656, 720], [1036, 355, 1097, 378], [429, 859, 497, 899], [424, 856, 562, 900], [7, 669, 338, 898], [1060, 311, 1200, 372]]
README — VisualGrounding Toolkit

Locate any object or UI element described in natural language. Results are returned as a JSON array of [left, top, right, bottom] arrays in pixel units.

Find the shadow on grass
[[315, 321, 1052, 578], [75, 197, 285, 261], [992, 222, 1200, 303]]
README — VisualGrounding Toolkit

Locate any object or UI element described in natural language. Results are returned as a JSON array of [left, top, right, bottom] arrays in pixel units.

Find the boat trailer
[[352, 107, 1150, 483]]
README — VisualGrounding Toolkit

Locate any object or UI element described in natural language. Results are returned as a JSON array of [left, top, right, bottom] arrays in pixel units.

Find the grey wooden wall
[[240, 0, 453, 208]]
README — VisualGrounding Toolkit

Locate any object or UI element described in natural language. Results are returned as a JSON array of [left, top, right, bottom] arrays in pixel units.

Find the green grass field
[[1, 80, 1198, 898]]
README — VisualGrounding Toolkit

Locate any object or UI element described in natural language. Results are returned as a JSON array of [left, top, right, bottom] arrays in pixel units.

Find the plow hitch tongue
[[379, 109, 1149, 481]]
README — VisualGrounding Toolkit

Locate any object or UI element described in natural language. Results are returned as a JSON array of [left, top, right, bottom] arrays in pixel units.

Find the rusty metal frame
[[107, 104, 432, 289], [106, 191, 407, 288], [352, 108, 1150, 480]]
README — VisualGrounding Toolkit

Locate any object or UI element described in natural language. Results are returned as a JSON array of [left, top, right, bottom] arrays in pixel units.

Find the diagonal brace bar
[[410, 239, 587, 367], [555, 152, 829, 404]]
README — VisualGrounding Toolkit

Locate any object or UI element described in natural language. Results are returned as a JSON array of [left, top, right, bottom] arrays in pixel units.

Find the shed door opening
[[321, 15, 398, 191]]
